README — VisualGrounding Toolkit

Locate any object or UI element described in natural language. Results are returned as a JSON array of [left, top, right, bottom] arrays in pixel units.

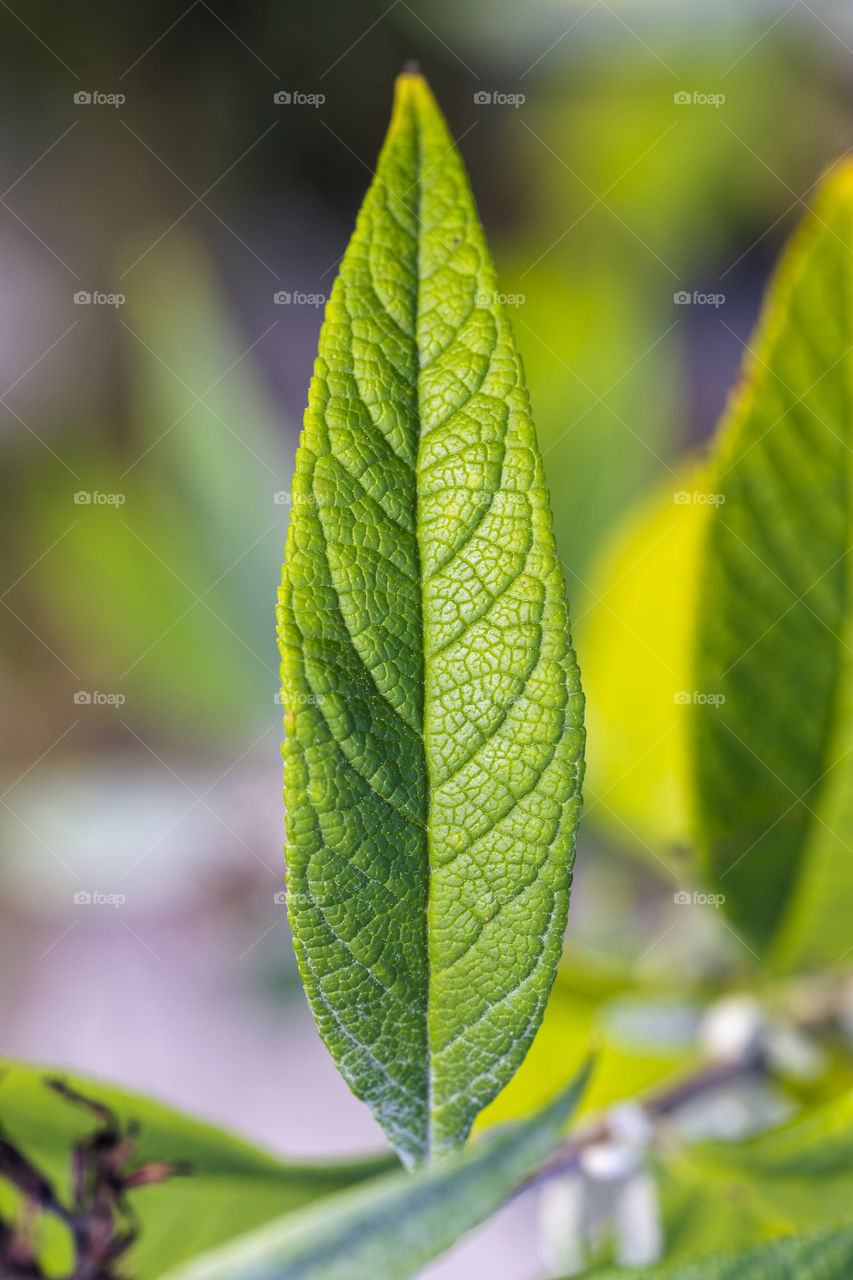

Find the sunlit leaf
[[278, 71, 584, 1163]]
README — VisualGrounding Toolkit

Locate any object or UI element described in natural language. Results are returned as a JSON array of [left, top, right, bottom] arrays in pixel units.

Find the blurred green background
[[3, 3, 853, 1273]]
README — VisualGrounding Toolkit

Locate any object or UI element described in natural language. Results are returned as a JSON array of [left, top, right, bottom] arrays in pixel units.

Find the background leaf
[[158, 1063, 590, 1280], [657, 1088, 853, 1262], [592, 1224, 853, 1280], [278, 70, 584, 1164], [477, 950, 696, 1130], [21, 236, 286, 743], [577, 467, 707, 861], [691, 161, 853, 963], [0, 1059, 394, 1280]]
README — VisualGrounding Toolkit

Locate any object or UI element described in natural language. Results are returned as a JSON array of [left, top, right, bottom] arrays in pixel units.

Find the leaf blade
[[279, 71, 584, 1162], [593, 1225, 853, 1280], [691, 162, 853, 957]]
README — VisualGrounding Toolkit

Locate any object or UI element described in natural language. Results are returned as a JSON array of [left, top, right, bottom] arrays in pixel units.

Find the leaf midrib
[[405, 83, 434, 1163]]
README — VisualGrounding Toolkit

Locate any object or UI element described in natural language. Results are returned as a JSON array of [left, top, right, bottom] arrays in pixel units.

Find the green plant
[[277, 66, 584, 1168], [6, 70, 853, 1280]]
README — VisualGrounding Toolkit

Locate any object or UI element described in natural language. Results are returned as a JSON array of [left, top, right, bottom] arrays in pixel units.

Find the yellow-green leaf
[[278, 71, 584, 1164]]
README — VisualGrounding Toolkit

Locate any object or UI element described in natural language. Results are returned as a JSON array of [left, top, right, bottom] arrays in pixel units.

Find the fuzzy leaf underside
[[278, 73, 583, 1163], [691, 163, 853, 959]]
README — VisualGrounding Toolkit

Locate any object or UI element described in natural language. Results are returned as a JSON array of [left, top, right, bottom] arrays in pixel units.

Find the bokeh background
[[4, 1, 853, 1275]]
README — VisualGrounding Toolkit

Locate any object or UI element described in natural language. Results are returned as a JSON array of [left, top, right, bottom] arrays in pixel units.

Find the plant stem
[[525, 1047, 766, 1189]]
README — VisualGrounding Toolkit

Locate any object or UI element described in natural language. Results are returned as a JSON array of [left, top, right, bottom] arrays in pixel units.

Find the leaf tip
[[393, 62, 433, 114], [817, 154, 853, 206]]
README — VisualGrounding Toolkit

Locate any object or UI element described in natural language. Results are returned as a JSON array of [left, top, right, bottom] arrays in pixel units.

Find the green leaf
[[0, 1059, 394, 1279], [278, 70, 584, 1164], [592, 1224, 853, 1279], [691, 162, 853, 961], [658, 1088, 853, 1262], [477, 951, 695, 1131], [578, 465, 708, 859], [158, 1062, 591, 1280]]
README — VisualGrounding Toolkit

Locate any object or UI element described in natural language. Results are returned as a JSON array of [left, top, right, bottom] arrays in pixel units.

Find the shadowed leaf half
[[691, 162, 853, 963]]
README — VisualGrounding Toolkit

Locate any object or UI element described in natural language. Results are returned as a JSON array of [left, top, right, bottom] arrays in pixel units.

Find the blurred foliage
[[577, 466, 706, 860], [15, 237, 286, 747], [594, 1223, 853, 1280], [0, 1059, 395, 1279], [153, 1067, 592, 1280], [658, 1089, 853, 1261], [689, 164, 853, 970], [1, 9, 853, 1277], [478, 947, 698, 1131]]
